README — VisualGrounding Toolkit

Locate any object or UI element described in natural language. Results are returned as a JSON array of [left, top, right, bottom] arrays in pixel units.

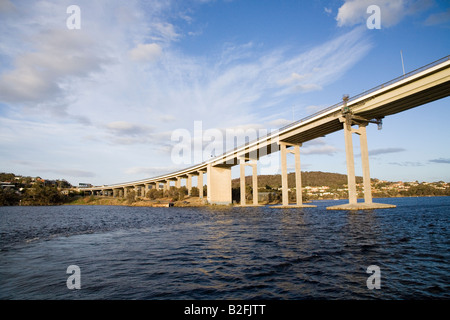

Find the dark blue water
[[1, 197, 449, 300]]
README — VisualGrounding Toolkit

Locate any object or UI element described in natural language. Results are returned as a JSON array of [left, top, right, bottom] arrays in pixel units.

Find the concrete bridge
[[82, 55, 450, 210]]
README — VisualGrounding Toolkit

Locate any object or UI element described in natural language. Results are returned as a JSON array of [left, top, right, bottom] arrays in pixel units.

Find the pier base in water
[[269, 204, 317, 209], [326, 202, 396, 211]]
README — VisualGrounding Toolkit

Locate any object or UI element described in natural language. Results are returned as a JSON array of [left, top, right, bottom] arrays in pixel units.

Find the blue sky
[[0, 0, 449, 186]]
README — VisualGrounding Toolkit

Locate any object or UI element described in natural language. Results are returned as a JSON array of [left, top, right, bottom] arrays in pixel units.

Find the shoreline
[[63, 195, 449, 208], [66, 195, 287, 207], [2, 195, 447, 208], [66, 195, 224, 207]]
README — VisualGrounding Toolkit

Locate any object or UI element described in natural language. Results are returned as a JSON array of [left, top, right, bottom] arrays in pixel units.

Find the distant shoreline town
[[1, 172, 449, 207]]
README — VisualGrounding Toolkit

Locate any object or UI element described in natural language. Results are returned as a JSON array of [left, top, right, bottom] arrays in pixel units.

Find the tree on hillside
[[0, 188, 21, 206], [21, 182, 66, 205], [190, 187, 199, 197], [126, 190, 136, 204]]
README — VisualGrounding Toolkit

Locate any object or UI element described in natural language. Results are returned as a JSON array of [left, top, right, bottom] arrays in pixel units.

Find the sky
[[0, 0, 449, 187]]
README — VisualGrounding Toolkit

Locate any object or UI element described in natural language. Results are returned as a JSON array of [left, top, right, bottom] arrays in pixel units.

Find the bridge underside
[[359, 80, 450, 119], [281, 79, 450, 146]]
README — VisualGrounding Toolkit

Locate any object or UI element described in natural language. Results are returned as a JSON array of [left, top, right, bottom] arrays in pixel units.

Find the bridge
[[82, 55, 450, 210]]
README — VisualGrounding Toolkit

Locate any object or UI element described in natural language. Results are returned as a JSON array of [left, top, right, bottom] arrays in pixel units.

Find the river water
[[0, 197, 449, 300]]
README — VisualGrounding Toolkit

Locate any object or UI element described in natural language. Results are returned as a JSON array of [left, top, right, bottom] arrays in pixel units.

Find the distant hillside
[[232, 171, 363, 189]]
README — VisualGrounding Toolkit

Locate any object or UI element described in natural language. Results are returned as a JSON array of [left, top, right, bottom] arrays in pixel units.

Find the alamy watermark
[[367, 5, 381, 29], [366, 265, 381, 289], [66, 5, 81, 30], [66, 265, 81, 289]]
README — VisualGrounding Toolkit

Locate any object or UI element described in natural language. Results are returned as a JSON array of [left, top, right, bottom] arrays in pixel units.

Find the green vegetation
[[232, 171, 363, 189], [0, 181, 73, 206], [20, 182, 68, 205], [0, 172, 77, 206], [143, 186, 207, 203], [372, 180, 450, 198], [144, 186, 189, 202], [0, 188, 22, 206], [126, 190, 137, 205]]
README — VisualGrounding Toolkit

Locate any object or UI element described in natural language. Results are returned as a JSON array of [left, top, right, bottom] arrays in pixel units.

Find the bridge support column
[[252, 161, 258, 205], [271, 142, 315, 209], [207, 164, 231, 205], [357, 124, 373, 204], [294, 144, 303, 206], [327, 117, 395, 210], [186, 174, 192, 196], [175, 177, 181, 189], [240, 159, 246, 205], [344, 120, 358, 205], [198, 170, 205, 199], [281, 143, 289, 206], [239, 158, 259, 206]]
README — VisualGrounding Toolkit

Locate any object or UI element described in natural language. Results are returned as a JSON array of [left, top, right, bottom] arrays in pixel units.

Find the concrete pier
[[327, 102, 395, 210], [270, 142, 316, 209], [206, 164, 231, 205], [198, 169, 205, 199], [239, 157, 260, 206], [186, 174, 192, 195]]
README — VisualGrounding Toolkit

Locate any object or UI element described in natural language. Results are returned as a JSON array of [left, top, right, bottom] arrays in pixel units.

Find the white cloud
[[272, 27, 371, 97], [389, 161, 424, 167], [106, 121, 154, 136], [305, 105, 325, 115], [11, 159, 96, 179], [424, 9, 450, 26], [0, 28, 107, 104], [277, 72, 308, 86], [41, 168, 96, 178], [124, 165, 184, 177], [159, 115, 176, 123], [129, 43, 163, 62], [150, 22, 180, 42], [277, 73, 322, 93], [292, 83, 323, 93], [267, 118, 292, 128], [369, 147, 406, 156], [301, 138, 340, 156]]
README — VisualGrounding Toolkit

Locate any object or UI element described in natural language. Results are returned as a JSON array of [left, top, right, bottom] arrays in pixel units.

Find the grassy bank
[[66, 195, 210, 207]]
